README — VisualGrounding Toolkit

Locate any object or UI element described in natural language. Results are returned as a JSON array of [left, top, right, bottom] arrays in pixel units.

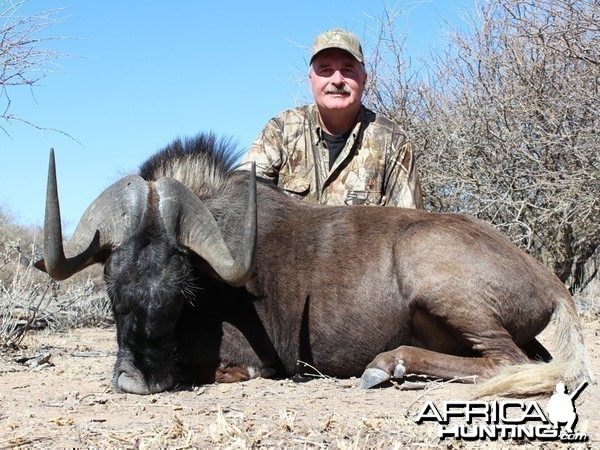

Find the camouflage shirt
[[240, 104, 423, 209]]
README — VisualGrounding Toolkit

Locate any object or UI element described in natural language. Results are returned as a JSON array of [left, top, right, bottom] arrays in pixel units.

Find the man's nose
[[330, 70, 344, 84]]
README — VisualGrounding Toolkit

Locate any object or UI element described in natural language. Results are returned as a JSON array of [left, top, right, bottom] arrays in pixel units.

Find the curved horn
[[36, 149, 149, 280], [156, 164, 256, 287]]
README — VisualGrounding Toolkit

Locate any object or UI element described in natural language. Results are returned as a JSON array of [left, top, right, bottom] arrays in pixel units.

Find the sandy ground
[[0, 319, 598, 449]]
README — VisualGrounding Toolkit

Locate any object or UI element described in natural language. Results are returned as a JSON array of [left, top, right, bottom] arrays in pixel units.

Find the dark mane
[[139, 133, 244, 198]]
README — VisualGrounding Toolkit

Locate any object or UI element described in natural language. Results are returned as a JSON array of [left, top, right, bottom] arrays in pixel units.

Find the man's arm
[[384, 134, 424, 209], [239, 118, 284, 184]]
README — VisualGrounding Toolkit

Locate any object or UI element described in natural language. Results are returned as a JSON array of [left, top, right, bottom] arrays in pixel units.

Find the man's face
[[310, 49, 367, 115]]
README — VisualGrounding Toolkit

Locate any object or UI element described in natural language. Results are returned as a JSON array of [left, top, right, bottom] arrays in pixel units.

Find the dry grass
[[0, 228, 111, 350], [577, 276, 600, 321], [96, 414, 196, 449]]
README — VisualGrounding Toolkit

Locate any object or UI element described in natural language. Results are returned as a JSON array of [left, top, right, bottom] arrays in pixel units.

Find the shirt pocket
[[278, 174, 311, 199], [344, 190, 384, 206]]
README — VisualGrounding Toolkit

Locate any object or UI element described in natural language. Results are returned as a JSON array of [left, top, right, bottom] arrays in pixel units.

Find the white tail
[[475, 297, 593, 397]]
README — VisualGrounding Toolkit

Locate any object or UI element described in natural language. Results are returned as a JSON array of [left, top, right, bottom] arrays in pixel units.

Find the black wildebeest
[[35, 133, 591, 396]]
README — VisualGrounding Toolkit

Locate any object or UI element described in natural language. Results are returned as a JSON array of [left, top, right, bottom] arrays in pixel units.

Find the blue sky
[[1, 1, 471, 235]]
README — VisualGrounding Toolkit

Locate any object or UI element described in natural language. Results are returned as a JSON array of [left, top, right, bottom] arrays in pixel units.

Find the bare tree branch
[[0, 0, 68, 135], [366, 0, 598, 292]]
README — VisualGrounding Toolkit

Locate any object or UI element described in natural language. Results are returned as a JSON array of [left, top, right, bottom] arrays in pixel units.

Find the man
[[240, 28, 423, 208]]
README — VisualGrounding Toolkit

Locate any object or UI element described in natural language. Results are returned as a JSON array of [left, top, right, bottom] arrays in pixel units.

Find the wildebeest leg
[[358, 340, 529, 389], [216, 366, 276, 383], [521, 338, 552, 362]]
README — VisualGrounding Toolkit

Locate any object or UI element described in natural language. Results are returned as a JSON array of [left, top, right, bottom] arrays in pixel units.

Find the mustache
[[323, 85, 351, 95]]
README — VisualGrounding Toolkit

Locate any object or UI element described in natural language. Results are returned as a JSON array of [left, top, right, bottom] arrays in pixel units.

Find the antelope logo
[[546, 381, 587, 440]]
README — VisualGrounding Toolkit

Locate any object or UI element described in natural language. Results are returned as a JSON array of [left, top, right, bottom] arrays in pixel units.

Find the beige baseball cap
[[310, 28, 364, 64]]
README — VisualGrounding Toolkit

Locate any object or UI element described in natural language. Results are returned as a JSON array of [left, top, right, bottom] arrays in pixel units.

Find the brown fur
[[143, 136, 593, 396], [40, 134, 593, 396]]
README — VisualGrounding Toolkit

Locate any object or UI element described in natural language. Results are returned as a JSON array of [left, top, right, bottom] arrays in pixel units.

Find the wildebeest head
[[35, 147, 256, 394], [105, 221, 192, 394]]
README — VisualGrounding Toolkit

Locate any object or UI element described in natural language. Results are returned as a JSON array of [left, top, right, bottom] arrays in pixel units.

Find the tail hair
[[474, 298, 593, 397]]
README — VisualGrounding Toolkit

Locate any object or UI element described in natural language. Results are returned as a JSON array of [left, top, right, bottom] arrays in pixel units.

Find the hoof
[[393, 362, 406, 379], [358, 368, 391, 389]]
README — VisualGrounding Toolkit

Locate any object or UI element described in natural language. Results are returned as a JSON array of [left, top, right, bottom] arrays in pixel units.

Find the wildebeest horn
[[35, 149, 149, 280], [156, 165, 256, 287]]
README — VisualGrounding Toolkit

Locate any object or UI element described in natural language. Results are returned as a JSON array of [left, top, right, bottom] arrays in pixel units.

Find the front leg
[[216, 365, 276, 383]]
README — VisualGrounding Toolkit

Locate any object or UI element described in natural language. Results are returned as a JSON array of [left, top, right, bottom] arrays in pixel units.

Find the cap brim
[[310, 46, 362, 64]]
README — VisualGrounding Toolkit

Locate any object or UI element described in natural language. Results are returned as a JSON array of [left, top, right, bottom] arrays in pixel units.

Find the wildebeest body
[[36, 134, 591, 395], [140, 149, 569, 384], [195, 189, 552, 375]]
